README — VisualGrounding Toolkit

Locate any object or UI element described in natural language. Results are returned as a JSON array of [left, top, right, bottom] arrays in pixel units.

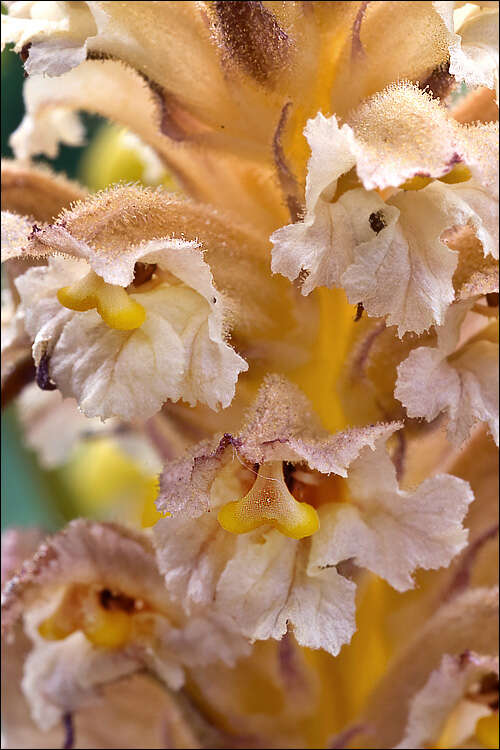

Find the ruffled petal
[[341, 183, 461, 335], [16, 254, 246, 420], [272, 86, 498, 334], [1, 519, 248, 733], [435, 1, 499, 103], [396, 301, 499, 444], [310, 438, 473, 590], [214, 531, 356, 656]]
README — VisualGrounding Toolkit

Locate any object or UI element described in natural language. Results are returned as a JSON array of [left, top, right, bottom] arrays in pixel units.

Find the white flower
[[271, 84, 499, 336], [2, 187, 249, 421], [435, 0, 499, 103], [396, 651, 499, 749], [154, 377, 473, 656], [396, 300, 499, 445], [1, 520, 249, 732]]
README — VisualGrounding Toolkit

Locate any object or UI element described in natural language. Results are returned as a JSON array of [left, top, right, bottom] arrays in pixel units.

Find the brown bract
[[1, 159, 87, 223]]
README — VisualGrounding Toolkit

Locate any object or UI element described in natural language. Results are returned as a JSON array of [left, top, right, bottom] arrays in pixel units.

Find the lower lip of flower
[[217, 460, 321, 540]]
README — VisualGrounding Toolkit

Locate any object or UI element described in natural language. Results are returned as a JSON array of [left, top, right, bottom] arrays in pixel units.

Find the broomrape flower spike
[[0, 1, 499, 748]]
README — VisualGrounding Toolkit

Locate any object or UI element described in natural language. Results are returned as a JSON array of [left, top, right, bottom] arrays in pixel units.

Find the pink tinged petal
[[22, 633, 141, 732], [153, 513, 236, 614], [1, 528, 45, 588]]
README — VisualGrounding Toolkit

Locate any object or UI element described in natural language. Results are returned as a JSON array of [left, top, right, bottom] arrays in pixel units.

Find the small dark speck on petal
[[369, 210, 386, 234]]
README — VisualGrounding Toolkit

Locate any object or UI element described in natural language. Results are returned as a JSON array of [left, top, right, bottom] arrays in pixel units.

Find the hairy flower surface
[[396, 299, 499, 444], [154, 376, 473, 656], [1, 1, 499, 749], [271, 83, 499, 335], [1, 521, 248, 732]]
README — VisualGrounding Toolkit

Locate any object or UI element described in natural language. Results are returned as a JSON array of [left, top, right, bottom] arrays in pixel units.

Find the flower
[[435, 0, 500, 104], [1, 520, 249, 733], [396, 298, 499, 444], [1, 2, 499, 748], [2, 186, 254, 420], [271, 83, 498, 335], [395, 651, 499, 749], [154, 376, 473, 657]]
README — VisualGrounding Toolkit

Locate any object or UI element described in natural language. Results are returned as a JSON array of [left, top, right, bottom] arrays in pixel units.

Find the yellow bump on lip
[[400, 174, 434, 191], [400, 162, 472, 192], [38, 614, 75, 642], [438, 162, 472, 185], [475, 712, 499, 750], [38, 594, 134, 649], [217, 461, 320, 540], [57, 269, 146, 331], [83, 607, 133, 649]]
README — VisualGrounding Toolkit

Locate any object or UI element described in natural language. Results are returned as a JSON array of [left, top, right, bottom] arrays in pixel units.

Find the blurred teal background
[[1, 43, 101, 531]]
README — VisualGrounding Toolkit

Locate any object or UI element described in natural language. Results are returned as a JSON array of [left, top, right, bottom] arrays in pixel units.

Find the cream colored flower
[[2, 187, 253, 420], [154, 376, 473, 656], [396, 299, 499, 444], [271, 84, 499, 335], [435, 0, 499, 103], [345, 586, 499, 749], [396, 651, 499, 749], [1, 520, 248, 733]]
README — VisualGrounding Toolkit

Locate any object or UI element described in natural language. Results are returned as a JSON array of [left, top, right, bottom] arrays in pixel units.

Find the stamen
[[217, 461, 320, 540], [57, 269, 146, 330]]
